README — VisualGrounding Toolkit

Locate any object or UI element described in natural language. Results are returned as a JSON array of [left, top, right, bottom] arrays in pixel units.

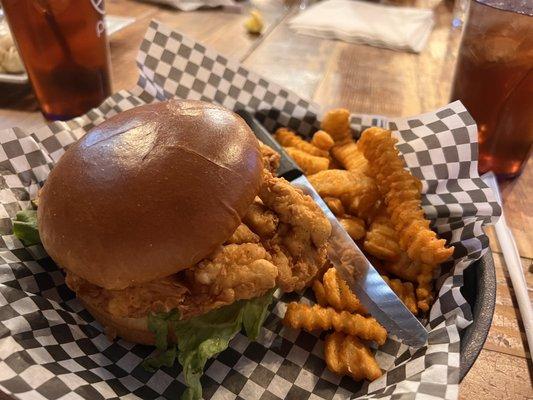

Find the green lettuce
[[142, 309, 180, 372], [13, 210, 41, 246], [144, 290, 274, 400]]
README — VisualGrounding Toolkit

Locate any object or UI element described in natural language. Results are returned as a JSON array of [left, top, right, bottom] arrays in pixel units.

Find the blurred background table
[[0, 0, 531, 398]]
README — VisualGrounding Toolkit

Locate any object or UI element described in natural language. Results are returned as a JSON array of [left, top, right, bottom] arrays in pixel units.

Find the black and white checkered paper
[[0, 21, 500, 400]]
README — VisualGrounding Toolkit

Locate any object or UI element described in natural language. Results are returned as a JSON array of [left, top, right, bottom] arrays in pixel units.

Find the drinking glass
[[450, 0, 533, 178], [1, 0, 112, 120]]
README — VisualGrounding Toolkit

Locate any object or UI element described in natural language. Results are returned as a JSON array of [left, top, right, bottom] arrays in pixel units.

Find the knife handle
[[236, 110, 304, 181]]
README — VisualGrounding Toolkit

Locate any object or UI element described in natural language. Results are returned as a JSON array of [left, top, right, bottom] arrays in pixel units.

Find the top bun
[[38, 100, 263, 290]]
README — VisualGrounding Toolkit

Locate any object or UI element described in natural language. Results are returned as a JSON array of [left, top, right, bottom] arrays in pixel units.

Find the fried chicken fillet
[[66, 168, 331, 321]]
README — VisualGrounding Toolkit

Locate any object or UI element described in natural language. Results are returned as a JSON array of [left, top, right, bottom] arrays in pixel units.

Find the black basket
[[459, 250, 496, 380]]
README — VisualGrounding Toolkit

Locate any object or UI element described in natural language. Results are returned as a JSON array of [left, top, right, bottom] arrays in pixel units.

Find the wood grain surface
[[0, 0, 531, 398]]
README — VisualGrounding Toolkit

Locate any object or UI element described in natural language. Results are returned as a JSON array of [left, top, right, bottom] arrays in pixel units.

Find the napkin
[[139, 0, 239, 12], [289, 0, 435, 53]]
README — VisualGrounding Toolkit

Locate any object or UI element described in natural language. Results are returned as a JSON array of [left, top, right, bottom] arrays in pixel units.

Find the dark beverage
[[1, 0, 112, 120], [451, 0, 533, 178]]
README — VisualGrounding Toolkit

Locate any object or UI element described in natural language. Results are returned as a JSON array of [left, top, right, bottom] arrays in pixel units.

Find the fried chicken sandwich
[[36, 99, 331, 398]]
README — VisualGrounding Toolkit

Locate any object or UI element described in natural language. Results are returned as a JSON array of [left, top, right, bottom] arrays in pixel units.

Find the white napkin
[[289, 0, 435, 53], [140, 0, 239, 12]]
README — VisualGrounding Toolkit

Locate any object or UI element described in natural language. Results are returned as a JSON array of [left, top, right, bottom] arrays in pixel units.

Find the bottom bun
[[82, 300, 158, 346]]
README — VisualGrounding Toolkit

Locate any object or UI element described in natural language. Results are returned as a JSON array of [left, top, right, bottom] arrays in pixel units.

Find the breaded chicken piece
[[260, 172, 331, 248], [66, 271, 189, 319], [225, 223, 260, 244], [191, 243, 278, 306], [259, 172, 331, 291], [259, 142, 281, 174], [243, 199, 279, 238]]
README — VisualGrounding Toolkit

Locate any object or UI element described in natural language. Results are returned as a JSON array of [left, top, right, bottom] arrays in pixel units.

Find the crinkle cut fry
[[323, 197, 344, 217], [283, 302, 387, 345], [311, 130, 335, 151], [331, 141, 369, 175], [381, 275, 418, 314], [307, 169, 380, 218], [312, 268, 366, 314], [363, 209, 402, 261], [275, 127, 329, 157], [339, 216, 366, 241], [358, 127, 454, 265], [324, 332, 382, 381], [285, 147, 329, 175], [416, 263, 435, 312], [381, 253, 421, 283], [320, 108, 352, 142]]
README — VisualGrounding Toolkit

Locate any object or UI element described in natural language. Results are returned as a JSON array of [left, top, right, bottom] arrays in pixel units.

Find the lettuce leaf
[[144, 291, 274, 400], [142, 309, 180, 372], [242, 290, 273, 340], [13, 210, 41, 246]]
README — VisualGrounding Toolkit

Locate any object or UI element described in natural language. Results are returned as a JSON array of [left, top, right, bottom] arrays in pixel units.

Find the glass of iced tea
[[450, 0, 533, 178], [1, 0, 112, 120]]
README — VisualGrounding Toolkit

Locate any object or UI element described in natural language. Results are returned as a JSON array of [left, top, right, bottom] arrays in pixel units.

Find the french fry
[[381, 253, 421, 283], [321, 108, 352, 142], [363, 208, 402, 261], [358, 127, 454, 265], [311, 130, 335, 151], [381, 275, 418, 314], [416, 263, 435, 312], [283, 303, 387, 345], [307, 169, 380, 218], [324, 332, 382, 381], [315, 268, 366, 313], [339, 216, 366, 241], [285, 147, 329, 175], [275, 128, 328, 157], [323, 197, 345, 217], [331, 141, 369, 175]]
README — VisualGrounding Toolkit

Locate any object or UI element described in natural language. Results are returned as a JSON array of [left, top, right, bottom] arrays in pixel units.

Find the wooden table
[[0, 0, 531, 398]]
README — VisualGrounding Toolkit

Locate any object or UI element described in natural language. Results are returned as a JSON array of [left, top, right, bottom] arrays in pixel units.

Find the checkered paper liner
[[0, 20, 500, 400]]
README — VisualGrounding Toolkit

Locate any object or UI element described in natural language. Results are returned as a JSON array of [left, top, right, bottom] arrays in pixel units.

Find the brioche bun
[[82, 300, 157, 346], [38, 100, 263, 290]]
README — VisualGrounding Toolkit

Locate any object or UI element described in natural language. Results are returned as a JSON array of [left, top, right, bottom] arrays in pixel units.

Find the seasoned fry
[[285, 147, 329, 175], [381, 253, 421, 283], [307, 169, 380, 218], [312, 279, 328, 306], [331, 141, 369, 175], [324, 332, 382, 381], [381, 275, 418, 314], [324, 197, 345, 217], [416, 263, 435, 312], [358, 127, 454, 265], [363, 209, 402, 261], [321, 108, 352, 142], [339, 216, 366, 241], [311, 130, 335, 151], [283, 303, 387, 345], [275, 128, 329, 157], [308, 169, 359, 198], [313, 268, 366, 313]]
